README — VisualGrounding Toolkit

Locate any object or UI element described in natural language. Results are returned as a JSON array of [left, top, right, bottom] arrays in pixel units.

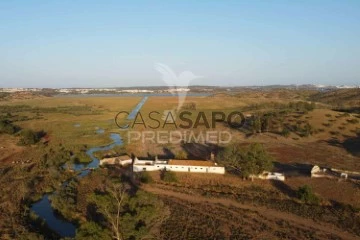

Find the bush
[[175, 150, 187, 159], [322, 122, 332, 127], [347, 118, 359, 124], [160, 170, 178, 183], [0, 120, 19, 134], [18, 129, 40, 145], [329, 131, 340, 136], [281, 128, 290, 137], [297, 185, 319, 205], [138, 172, 153, 184]]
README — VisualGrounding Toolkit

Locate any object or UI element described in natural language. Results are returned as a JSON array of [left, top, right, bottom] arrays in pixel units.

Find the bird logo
[[154, 63, 202, 120]]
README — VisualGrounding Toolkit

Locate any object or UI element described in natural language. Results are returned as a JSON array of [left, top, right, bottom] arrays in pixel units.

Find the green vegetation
[[0, 93, 359, 239], [281, 128, 290, 137], [18, 129, 41, 145], [0, 120, 19, 134], [174, 150, 187, 159], [297, 185, 320, 205], [88, 181, 165, 240], [181, 102, 197, 110], [160, 170, 178, 183], [242, 101, 315, 112], [0, 92, 10, 99], [217, 143, 273, 179], [0, 104, 102, 116], [51, 179, 79, 220], [347, 118, 359, 124], [137, 172, 153, 184], [76, 222, 112, 240], [157, 179, 360, 237], [310, 88, 360, 112]]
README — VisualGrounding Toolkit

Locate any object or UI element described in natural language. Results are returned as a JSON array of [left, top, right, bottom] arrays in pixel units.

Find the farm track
[[142, 184, 359, 240]]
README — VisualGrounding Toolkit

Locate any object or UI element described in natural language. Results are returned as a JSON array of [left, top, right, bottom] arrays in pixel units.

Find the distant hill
[[310, 88, 360, 111], [0, 91, 48, 101]]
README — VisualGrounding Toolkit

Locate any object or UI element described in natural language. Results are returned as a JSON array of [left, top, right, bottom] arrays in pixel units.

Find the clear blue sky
[[0, 0, 359, 87]]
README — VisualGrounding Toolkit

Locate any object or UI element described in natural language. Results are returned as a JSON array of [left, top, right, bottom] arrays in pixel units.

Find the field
[[0, 89, 360, 239]]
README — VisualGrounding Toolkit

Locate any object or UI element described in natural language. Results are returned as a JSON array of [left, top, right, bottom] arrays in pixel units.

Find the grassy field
[[1, 92, 359, 168], [1, 90, 360, 239]]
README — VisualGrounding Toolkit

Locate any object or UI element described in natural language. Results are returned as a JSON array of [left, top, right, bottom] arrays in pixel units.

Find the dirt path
[[142, 185, 358, 240]]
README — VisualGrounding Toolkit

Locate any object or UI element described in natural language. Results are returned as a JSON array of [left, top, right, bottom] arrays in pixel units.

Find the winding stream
[[30, 97, 148, 238]]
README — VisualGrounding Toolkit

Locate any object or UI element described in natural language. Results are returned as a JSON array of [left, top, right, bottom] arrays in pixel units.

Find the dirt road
[[142, 184, 358, 240]]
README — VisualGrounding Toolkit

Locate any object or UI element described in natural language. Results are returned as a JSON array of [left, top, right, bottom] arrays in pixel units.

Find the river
[[30, 97, 148, 238]]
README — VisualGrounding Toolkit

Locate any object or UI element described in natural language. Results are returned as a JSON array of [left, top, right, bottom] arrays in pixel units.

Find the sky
[[0, 0, 359, 88]]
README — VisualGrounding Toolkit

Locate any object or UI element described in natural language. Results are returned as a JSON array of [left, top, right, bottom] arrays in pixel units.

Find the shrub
[[322, 123, 332, 127], [329, 131, 340, 136], [297, 185, 319, 205], [175, 150, 188, 159], [0, 120, 19, 134], [138, 172, 153, 184], [347, 118, 359, 124], [281, 128, 290, 137], [160, 170, 178, 183], [18, 129, 40, 145]]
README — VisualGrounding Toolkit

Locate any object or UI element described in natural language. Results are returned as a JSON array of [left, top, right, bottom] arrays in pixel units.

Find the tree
[[0, 120, 19, 134], [297, 185, 319, 204], [18, 129, 39, 145], [302, 123, 313, 137], [175, 150, 187, 159], [137, 172, 153, 184], [89, 181, 167, 240], [76, 222, 111, 240], [160, 170, 178, 182], [216, 143, 244, 174], [217, 143, 273, 180], [261, 116, 271, 132], [281, 127, 290, 138], [249, 116, 262, 133], [89, 182, 128, 240]]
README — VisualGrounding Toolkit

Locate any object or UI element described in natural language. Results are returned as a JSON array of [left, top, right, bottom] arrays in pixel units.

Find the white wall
[[133, 163, 225, 174], [100, 158, 132, 166], [254, 172, 285, 181]]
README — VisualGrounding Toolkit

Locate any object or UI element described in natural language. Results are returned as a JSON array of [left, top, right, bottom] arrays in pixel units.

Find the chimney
[[210, 152, 215, 161]]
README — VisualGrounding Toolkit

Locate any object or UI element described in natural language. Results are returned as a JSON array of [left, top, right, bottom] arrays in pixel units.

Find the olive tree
[[217, 143, 273, 180]]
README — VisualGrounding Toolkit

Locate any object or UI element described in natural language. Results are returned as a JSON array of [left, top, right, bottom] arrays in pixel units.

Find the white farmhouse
[[257, 171, 285, 181], [133, 157, 225, 174], [100, 155, 132, 166]]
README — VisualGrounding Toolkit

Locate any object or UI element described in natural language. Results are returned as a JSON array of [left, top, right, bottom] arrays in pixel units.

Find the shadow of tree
[[273, 162, 313, 177], [181, 142, 224, 160], [160, 147, 175, 159], [325, 134, 360, 157], [271, 180, 297, 198]]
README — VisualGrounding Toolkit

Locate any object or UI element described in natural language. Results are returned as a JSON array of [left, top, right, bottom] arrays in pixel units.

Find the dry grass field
[[0, 89, 360, 239]]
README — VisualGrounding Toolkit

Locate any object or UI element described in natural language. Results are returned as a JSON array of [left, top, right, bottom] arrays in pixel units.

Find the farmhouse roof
[[116, 155, 131, 160]]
